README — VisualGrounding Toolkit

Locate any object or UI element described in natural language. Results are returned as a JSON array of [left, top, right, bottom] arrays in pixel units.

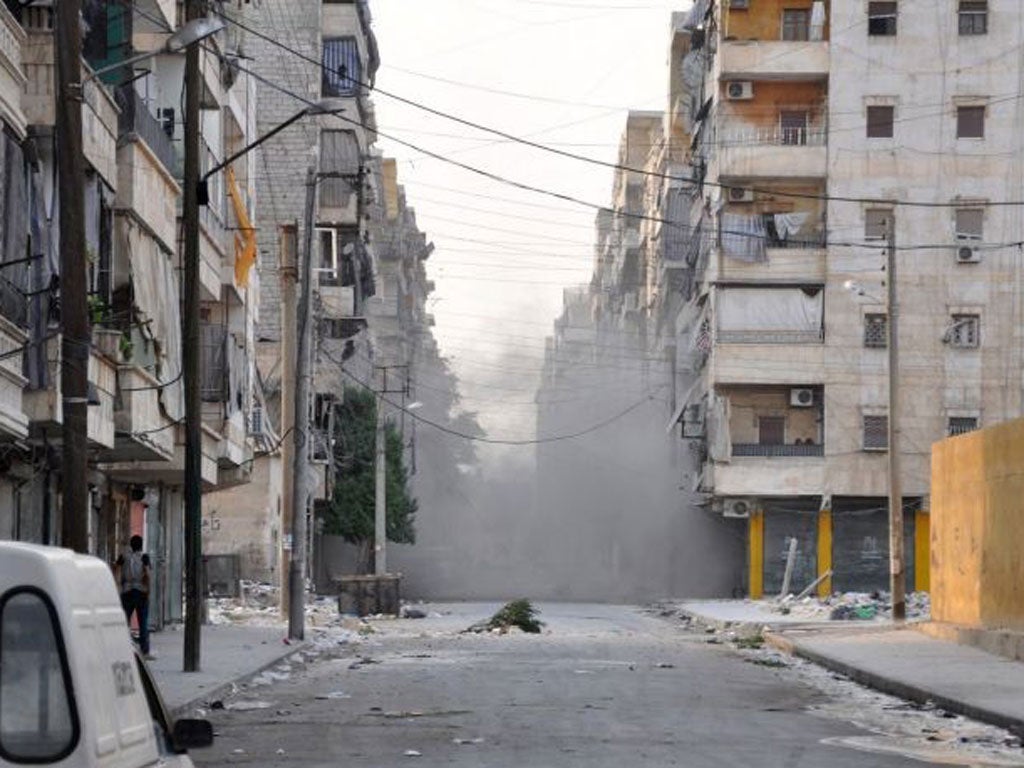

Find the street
[[192, 604, 994, 767]]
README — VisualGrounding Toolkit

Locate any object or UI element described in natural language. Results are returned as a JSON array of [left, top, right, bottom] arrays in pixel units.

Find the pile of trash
[[774, 591, 931, 622], [464, 599, 545, 635]]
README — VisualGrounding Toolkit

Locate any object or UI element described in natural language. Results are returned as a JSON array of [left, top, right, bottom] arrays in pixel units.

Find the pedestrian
[[115, 535, 154, 660]]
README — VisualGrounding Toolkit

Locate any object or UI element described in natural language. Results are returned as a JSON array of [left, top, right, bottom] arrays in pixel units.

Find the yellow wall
[[817, 507, 832, 597], [931, 418, 1024, 629], [726, 0, 830, 42], [721, 82, 828, 129], [749, 509, 764, 599]]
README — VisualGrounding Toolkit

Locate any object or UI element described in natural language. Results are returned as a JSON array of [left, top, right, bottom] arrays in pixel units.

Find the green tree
[[323, 387, 417, 572]]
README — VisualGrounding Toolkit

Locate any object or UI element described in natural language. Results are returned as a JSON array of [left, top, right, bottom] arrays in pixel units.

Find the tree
[[322, 387, 417, 572]]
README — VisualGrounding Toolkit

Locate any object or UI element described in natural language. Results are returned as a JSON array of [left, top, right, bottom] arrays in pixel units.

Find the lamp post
[[185, 79, 343, 650]]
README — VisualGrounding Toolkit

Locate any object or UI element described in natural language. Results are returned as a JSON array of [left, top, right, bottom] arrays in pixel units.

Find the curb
[[763, 631, 1024, 735], [167, 640, 312, 718]]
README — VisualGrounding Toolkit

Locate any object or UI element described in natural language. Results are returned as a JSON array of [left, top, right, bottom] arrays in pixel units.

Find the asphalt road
[[194, 603, 949, 767]]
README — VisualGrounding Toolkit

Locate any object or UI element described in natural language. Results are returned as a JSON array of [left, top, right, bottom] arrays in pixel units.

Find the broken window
[[781, 9, 810, 41], [868, 2, 898, 36], [958, 1, 987, 35], [949, 314, 980, 348], [866, 105, 894, 138], [948, 416, 979, 436], [863, 314, 888, 348], [957, 106, 985, 139], [865, 208, 893, 240], [862, 415, 889, 451]]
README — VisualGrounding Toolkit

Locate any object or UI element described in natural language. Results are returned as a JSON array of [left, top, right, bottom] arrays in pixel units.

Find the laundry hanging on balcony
[[226, 167, 257, 288], [810, 1, 827, 41], [720, 213, 767, 262], [772, 212, 810, 242]]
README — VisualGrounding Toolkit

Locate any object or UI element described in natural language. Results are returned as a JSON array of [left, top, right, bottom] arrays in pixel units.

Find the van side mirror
[[172, 718, 214, 751]]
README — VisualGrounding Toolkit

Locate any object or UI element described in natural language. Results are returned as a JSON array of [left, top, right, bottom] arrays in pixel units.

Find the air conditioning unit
[[728, 186, 755, 203], [790, 388, 815, 407], [956, 244, 980, 263], [729, 0, 750, 9], [726, 81, 754, 101], [723, 499, 752, 519]]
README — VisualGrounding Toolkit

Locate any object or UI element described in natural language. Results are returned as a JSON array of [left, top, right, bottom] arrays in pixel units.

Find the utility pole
[[279, 225, 297, 621], [182, 0, 204, 671], [289, 167, 318, 641], [886, 217, 906, 622], [373, 365, 408, 575], [55, 0, 89, 553]]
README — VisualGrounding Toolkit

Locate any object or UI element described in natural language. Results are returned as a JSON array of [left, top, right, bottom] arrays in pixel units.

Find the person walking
[[115, 535, 154, 660]]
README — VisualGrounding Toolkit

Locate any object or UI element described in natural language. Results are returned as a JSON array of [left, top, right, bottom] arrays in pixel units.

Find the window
[[322, 37, 360, 96], [949, 314, 980, 348], [316, 228, 339, 286], [955, 208, 983, 240], [868, 2, 898, 36], [781, 9, 810, 41], [780, 111, 808, 145], [0, 590, 78, 762], [865, 208, 893, 240], [957, 106, 985, 138], [866, 105, 894, 138], [863, 415, 889, 451], [948, 416, 979, 436], [864, 314, 888, 348], [758, 416, 785, 445], [958, 1, 987, 35]]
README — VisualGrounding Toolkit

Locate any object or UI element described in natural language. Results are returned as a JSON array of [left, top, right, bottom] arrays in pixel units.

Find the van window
[[0, 590, 79, 762]]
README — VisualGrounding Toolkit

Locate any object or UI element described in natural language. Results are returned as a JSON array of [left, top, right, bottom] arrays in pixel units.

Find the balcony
[[719, 133, 827, 180], [0, 316, 29, 440], [117, 104, 181, 252], [103, 425, 219, 490], [0, 4, 26, 138], [22, 36, 118, 186], [24, 336, 116, 449], [104, 365, 176, 463], [116, 86, 176, 177], [732, 443, 824, 457], [720, 40, 829, 80]]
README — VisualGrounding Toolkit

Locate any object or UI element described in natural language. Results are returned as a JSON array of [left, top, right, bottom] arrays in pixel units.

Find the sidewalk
[[676, 601, 1024, 733], [146, 624, 304, 716]]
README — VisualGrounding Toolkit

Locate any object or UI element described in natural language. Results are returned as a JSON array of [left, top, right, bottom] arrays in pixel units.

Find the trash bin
[[336, 574, 401, 616]]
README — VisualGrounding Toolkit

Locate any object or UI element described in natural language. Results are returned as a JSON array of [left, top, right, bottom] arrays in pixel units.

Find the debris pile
[[775, 591, 931, 622], [464, 599, 544, 634]]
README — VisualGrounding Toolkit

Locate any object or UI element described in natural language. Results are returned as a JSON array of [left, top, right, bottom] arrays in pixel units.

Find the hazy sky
[[370, 0, 689, 439]]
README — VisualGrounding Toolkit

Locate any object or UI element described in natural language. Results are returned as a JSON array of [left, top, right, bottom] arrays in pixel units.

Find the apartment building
[[663, 0, 1024, 597], [0, 0, 262, 625]]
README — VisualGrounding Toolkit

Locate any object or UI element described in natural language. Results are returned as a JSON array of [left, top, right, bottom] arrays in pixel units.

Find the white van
[[0, 542, 213, 767]]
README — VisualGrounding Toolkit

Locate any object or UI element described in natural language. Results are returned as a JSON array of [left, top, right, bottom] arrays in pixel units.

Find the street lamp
[[83, 17, 225, 83], [843, 215, 905, 622]]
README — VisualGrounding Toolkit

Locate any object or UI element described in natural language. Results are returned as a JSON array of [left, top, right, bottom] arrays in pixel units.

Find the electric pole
[[55, 0, 89, 553], [289, 167, 318, 641], [373, 365, 408, 575], [279, 224, 297, 622], [182, 0, 204, 671], [886, 217, 906, 622]]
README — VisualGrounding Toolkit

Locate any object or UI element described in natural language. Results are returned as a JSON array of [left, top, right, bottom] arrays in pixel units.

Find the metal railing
[[732, 443, 824, 458], [718, 123, 827, 148], [116, 86, 177, 176]]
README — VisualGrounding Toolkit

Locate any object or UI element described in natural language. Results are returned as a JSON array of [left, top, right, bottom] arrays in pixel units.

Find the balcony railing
[[732, 443, 824, 458], [117, 85, 177, 175], [718, 329, 824, 344], [719, 124, 827, 148]]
